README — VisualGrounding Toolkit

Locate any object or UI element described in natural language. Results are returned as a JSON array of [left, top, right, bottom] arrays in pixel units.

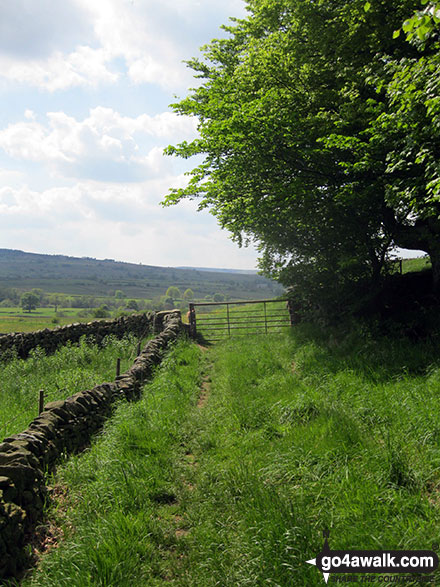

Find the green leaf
[[402, 18, 415, 32], [393, 29, 401, 38], [364, 1, 371, 11], [417, 24, 429, 39]]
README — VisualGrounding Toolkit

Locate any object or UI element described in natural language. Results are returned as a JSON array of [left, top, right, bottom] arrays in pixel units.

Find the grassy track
[[0, 334, 148, 439], [19, 327, 440, 585]]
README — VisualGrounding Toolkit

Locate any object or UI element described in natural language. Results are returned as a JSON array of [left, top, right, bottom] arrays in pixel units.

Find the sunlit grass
[[21, 339, 203, 587], [174, 329, 440, 585], [400, 256, 431, 274]]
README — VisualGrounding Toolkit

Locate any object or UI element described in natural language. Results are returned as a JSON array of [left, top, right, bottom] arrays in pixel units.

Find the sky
[[0, 0, 261, 270]]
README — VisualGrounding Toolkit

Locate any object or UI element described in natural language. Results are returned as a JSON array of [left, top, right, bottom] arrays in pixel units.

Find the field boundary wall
[[0, 310, 185, 578], [0, 312, 158, 360]]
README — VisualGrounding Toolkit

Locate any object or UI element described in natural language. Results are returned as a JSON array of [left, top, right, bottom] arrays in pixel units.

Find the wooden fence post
[[189, 303, 196, 338], [116, 358, 121, 377], [39, 389, 44, 415]]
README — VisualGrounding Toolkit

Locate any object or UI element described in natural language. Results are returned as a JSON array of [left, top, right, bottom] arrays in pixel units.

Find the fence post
[[227, 303, 231, 337], [116, 358, 121, 377], [137, 342, 141, 356], [39, 389, 44, 415], [189, 303, 196, 338], [399, 259, 403, 274]]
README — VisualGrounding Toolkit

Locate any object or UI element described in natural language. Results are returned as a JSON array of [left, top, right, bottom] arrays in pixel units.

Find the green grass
[[0, 333, 149, 440], [400, 256, 431, 274], [18, 327, 440, 585]]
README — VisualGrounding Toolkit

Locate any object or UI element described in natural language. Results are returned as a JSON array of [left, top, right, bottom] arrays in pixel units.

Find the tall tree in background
[[183, 288, 195, 301], [164, 0, 440, 316], [165, 286, 181, 301]]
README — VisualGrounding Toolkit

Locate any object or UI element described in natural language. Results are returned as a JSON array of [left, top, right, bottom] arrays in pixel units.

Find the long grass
[[0, 333, 148, 440], [18, 326, 440, 585], [182, 327, 440, 585]]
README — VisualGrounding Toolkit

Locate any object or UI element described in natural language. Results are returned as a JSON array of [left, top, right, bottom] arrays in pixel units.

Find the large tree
[[20, 292, 39, 313], [164, 0, 440, 314]]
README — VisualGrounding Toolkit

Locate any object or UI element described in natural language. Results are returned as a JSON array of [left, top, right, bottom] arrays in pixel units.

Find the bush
[[93, 306, 111, 319], [126, 300, 139, 311]]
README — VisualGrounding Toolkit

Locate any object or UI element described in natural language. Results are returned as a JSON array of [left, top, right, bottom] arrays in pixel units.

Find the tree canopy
[[164, 0, 440, 317], [183, 288, 195, 301], [166, 286, 181, 300], [21, 292, 39, 313]]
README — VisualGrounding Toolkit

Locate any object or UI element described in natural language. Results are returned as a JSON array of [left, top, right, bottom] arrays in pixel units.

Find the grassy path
[[18, 328, 440, 585]]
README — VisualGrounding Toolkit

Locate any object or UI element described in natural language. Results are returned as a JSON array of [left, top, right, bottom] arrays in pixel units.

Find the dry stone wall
[[0, 310, 185, 578], [0, 312, 155, 360]]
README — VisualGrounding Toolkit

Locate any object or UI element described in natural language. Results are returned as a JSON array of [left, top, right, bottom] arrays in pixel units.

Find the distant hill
[[177, 266, 257, 275], [0, 249, 283, 301]]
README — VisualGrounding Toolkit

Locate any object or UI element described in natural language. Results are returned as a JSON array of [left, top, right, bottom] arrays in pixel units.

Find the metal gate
[[188, 299, 292, 342]]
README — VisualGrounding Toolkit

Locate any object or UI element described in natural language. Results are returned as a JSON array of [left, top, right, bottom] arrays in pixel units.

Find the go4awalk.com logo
[[306, 531, 438, 583]]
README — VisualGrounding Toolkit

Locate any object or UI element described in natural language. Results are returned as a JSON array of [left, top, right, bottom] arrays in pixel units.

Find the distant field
[[0, 308, 91, 334], [400, 256, 431, 273]]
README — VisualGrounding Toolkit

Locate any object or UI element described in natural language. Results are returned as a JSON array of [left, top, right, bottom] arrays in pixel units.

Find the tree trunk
[[428, 247, 440, 291]]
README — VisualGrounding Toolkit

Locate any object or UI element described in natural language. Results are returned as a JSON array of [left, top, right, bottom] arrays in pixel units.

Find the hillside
[[0, 249, 283, 300]]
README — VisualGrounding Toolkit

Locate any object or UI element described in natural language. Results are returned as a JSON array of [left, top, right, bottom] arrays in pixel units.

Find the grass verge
[[177, 328, 440, 585]]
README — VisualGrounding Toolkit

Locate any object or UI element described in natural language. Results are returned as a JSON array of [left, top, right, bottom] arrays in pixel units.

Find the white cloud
[[79, 0, 190, 89], [0, 0, 114, 91], [0, 107, 198, 181], [0, 0, 93, 58], [0, 179, 258, 269], [0, 0, 246, 92], [0, 0, 257, 270], [0, 168, 25, 187], [0, 47, 118, 91]]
